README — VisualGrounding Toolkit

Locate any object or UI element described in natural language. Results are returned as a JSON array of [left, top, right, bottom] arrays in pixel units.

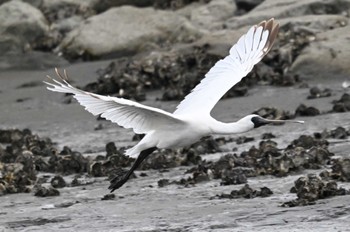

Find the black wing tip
[[263, 18, 279, 53]]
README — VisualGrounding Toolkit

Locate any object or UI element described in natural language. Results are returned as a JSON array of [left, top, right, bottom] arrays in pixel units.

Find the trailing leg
[[108, 147, 157, 192]]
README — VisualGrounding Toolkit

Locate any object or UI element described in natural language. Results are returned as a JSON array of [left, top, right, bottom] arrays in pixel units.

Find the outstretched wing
[[44, 69, 185, 134], [174, 18, 279, 116]]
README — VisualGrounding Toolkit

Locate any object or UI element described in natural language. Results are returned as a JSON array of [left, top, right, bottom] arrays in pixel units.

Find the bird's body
[[127, 115, 254, 156], [45, 18, 304, 192]]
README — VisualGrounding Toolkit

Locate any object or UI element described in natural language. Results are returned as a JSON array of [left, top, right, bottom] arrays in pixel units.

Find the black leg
[[108, 147, 157, 192]]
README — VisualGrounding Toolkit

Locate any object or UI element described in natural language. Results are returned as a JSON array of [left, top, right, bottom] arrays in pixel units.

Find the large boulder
[[225, 0, 350, 29], [0, 1, 69, 70], [192, 27, 249, 57], [0, 0, 49, 54], [40, 0, 96, 24], [177, 0, 237, 31], [58, 6, 203, 60], [291, 24, 350, 81], [89, 0, 155, 13]]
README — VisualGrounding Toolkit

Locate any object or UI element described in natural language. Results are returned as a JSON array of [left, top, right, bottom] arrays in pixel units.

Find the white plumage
[[45, 19, 304, 191]]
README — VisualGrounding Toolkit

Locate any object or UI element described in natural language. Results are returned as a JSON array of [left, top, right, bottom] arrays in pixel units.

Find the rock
[[287, 135, 328, 149], [235, 0, 264, 12], [89, 23, 302, 102], [34, 185, 60, 197], [216, 184, 273, 199], [101, 193, 115, 200], [253, 107, 295, 120], [193, 27, 249, 58], [307, 87, 331, 99], [295, 104, 320, 116], [59, 6, 202, 60], [158, 179, 170, 188], [50, 175, 66, 188], [329, 127, 349, 139], [332, 93, 350, 112], [184, 0, 237, 30], [291, 24, 350, 82], [38, 0, 95, 52], [91, 0, 155, 12], [223, 2, 349, 83], [0, 128, 72, 195], [330, 158, 350, 181], [140, 141, 207, 170], [0, 1, 49, 54], [50, 150, 88, 174], [140, 150, 180, 170], [15, 150, 36, 179], [315, 127, 349, 140], [235, 136, 254, 144], [220, 168, 248, 185], [51, 15, 84, 35], [0, 162, 35, 193], [0, 128, 31, 144], [71, 175, 95, 186], [0, 183, 6, 196], [209, 137, 332, 178], [89, 162, 105, 177], [40, 0, 95, 23], [23, 0, 43, 8], [261, 133, 276, 140], [154, 0, 206, 10], [282, 174, 349, 207], [225, 0, 350, 29], [0, 1, 68, 70], [105, 142, 117, 157]]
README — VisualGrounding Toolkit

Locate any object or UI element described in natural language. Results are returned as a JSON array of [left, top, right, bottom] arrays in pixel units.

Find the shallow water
[[1, 62, 350, 231]]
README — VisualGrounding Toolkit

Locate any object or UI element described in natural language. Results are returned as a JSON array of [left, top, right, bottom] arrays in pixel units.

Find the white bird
[[44, 18, 304, 192]]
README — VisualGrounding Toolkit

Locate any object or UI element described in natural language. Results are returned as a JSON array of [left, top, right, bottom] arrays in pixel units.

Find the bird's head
[[240, 114, 304, 130]]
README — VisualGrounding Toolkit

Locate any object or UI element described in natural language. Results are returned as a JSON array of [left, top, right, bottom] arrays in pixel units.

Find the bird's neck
[[210, 120, 252, 135]]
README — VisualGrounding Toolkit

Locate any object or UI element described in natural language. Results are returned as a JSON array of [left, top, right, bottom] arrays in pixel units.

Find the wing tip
[[260, 18, 279, 54]]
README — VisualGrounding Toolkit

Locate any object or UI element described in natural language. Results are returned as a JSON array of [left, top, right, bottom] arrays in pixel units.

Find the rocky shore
[[1, 0, 350, 231]]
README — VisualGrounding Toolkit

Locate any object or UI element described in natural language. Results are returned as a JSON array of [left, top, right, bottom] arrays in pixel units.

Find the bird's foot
[[108, 169, 129, 192]]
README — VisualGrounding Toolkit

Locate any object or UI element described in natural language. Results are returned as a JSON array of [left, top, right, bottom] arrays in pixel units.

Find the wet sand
[[1, 62, 350, 231]]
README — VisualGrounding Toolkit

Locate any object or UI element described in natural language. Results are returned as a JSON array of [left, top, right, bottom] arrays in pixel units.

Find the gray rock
[[235, 0, 264, 12], [40, 0, 96, 23], [0, 0, 66, 70], [0, 0, 49, 54], [178, 0, 237, 31], [59, 6, 203, 59], [51, 15, 84, 34], [1, 0, 43, 8], [225, 0, 350, 29], [291, 24, 350, 81], [23, 0, 43, 8], [0, 0, 9, 5], [193, 27, 249, 57], [89, 0, 155, 13], [278, 15, 348, 33]]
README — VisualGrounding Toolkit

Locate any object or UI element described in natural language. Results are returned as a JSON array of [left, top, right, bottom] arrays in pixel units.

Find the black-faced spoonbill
[[44, 18, 304, 192]]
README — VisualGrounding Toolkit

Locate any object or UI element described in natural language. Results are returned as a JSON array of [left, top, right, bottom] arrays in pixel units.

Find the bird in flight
[[45, 18, 304, 192]]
